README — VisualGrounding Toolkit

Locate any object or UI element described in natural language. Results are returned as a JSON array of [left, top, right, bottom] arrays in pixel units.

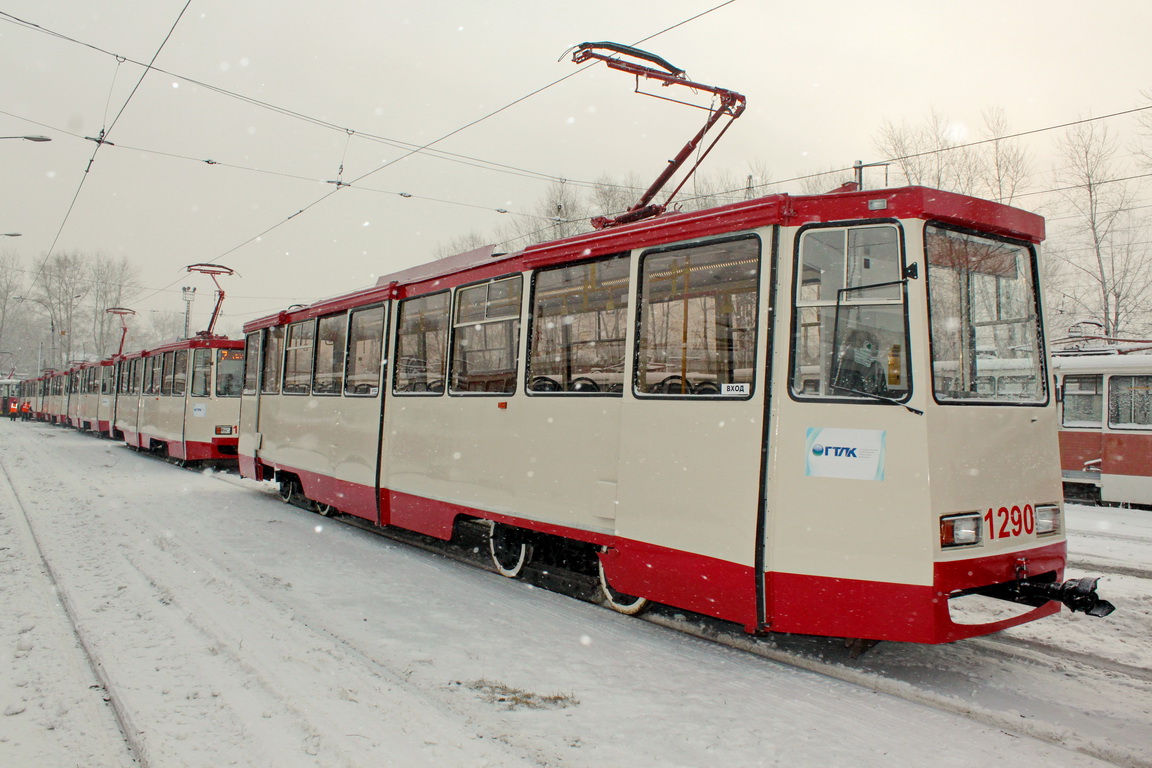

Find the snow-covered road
[[1, 418, 1149, 767]]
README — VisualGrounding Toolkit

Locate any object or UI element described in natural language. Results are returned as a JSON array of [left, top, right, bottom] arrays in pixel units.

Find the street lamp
[[0, 135, 51, 142], [2, 233, 21, 237]]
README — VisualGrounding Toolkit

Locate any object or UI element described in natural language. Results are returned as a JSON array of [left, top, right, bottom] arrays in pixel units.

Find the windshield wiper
[[833, 386, 924, 415]]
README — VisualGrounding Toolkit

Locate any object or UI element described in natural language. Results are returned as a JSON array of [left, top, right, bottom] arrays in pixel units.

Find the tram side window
[[637, 237, 760, 397], [346, 305, 385, 396], [528, 254, 629, 394], [451, 276, 522, 394], [313, 313, 348, 395], [261, 326, 285, 395], [1062, 375, 1102, 427], [791, 225, 907, 400], [161, 352, 176, 396], [173, 350, 188, 396], [133, 359, 144, 395], [283, 320, 315, 395], [242, 333, 260, 394], [217, 350, 244, 397], [191, 349, 211, 396], [145, 356, 162, 395], [101, 366, 113, 395], [1108, 375, 1152, 428], [394, 293, 449, 394]]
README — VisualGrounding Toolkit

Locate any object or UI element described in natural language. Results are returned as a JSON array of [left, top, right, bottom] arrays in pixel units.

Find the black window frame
[[526, 252, 631, 397], [634, 234, 762, 400]]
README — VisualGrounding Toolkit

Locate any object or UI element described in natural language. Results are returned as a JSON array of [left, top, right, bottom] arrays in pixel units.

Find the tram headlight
[[1035, 504, 1061, 536], [940, 512, 983, 548], [215, 425, 235, 436]]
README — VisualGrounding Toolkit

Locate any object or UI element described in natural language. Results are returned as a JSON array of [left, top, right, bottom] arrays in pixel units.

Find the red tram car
[[1055, 352, 1152, 505], [238, 185, 1113, 645]]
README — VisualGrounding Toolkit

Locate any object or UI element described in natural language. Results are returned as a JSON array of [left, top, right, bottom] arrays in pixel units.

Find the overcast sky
[[1, 0, 1148, 335]]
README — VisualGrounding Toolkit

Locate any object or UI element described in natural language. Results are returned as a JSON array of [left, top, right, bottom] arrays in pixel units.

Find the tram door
[[615, 235, 769, 610]]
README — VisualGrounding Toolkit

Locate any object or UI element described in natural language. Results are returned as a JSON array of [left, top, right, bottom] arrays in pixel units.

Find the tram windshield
[[791, 224, 910, 401], [926, 225, 1046, 404]]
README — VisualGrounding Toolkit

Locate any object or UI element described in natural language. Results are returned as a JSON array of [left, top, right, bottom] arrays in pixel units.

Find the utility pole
[[182, 286, 196, 339]]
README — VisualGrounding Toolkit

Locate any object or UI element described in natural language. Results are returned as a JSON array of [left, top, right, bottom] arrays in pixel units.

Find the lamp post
[[0, 135, 52, 142]]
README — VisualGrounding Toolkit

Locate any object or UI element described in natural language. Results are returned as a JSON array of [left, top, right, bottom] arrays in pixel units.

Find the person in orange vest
[[7, 400, 17, 420], [20, 401, 32, 421]]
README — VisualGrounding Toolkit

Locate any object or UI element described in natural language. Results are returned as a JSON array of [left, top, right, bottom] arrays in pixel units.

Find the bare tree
[[1133, 90, 1152, 170], [87, 254, 142, 356], [681, 169, 743, 211], [589, 173, 644, 221], [1052, 120, 1150, 337], [798, 166, 856, 195], [0, 250, 24, 353], [31, 251, 91, 366], [979, 106, 1031, 204], [432, 232, 492, 260], [137, 310, 186, 349], [500, 180, 592, 251], [875, 108, 981, 193]]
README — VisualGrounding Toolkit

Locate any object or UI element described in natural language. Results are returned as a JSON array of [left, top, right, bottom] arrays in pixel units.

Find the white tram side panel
[[240, 298, 388, 521], [115, 353, 145, 447], [1055, 353, 1152, 505]]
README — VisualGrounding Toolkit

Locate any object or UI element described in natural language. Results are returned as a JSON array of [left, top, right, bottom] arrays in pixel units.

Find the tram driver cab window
[[791, 224, 910, 401]]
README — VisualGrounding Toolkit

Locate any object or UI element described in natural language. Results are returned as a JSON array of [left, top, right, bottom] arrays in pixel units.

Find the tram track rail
[[0, 453, 145, 768], [318, 501, 1149, 768], [1068, 557, 1152, 581], [9, 427, 1148, 765]]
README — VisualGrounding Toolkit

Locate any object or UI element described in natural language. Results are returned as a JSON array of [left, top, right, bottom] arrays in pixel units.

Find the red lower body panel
[[238, 453, 1067, 644], [767, 541, 1065, 643]]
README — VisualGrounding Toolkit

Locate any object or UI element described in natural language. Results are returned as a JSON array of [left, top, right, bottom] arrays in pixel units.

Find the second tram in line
[[238, 185, 1113, 645], [1055, 352, 1152, 506]]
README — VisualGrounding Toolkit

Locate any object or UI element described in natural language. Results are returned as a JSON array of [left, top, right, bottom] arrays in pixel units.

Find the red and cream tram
[[0, 377, 20, 416], [67, 359, 116, 433], [1055, 352, 1152, 505], [42, 368, 67, 424], [114, 337, 245, 462], [237, 185, 1112, 645]]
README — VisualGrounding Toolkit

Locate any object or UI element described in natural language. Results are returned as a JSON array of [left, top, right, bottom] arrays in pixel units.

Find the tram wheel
[[489, 524, 533, 578], [597, 560, 650, 615], [314, 501, 335, 516], [278, 477, 297, 504]]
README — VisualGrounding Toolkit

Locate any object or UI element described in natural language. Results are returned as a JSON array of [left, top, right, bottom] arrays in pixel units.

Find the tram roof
[[244, 185, 1044, 333]]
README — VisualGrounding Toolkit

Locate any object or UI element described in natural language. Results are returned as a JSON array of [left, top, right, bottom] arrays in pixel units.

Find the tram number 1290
[[984, 504, 1035, 540]]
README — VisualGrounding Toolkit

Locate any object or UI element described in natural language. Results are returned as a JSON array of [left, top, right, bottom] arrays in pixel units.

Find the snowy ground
[[1, 418, 1150, 767]]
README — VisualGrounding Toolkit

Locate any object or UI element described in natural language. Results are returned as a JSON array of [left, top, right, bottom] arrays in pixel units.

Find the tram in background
[[42, 368, 67, 423], [1055, 352, 1152, 505], [0, 377, 20, 416], [237, 184, 1114, 645], [67, 359, 116, 433], [114, 336, 245, 462]]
